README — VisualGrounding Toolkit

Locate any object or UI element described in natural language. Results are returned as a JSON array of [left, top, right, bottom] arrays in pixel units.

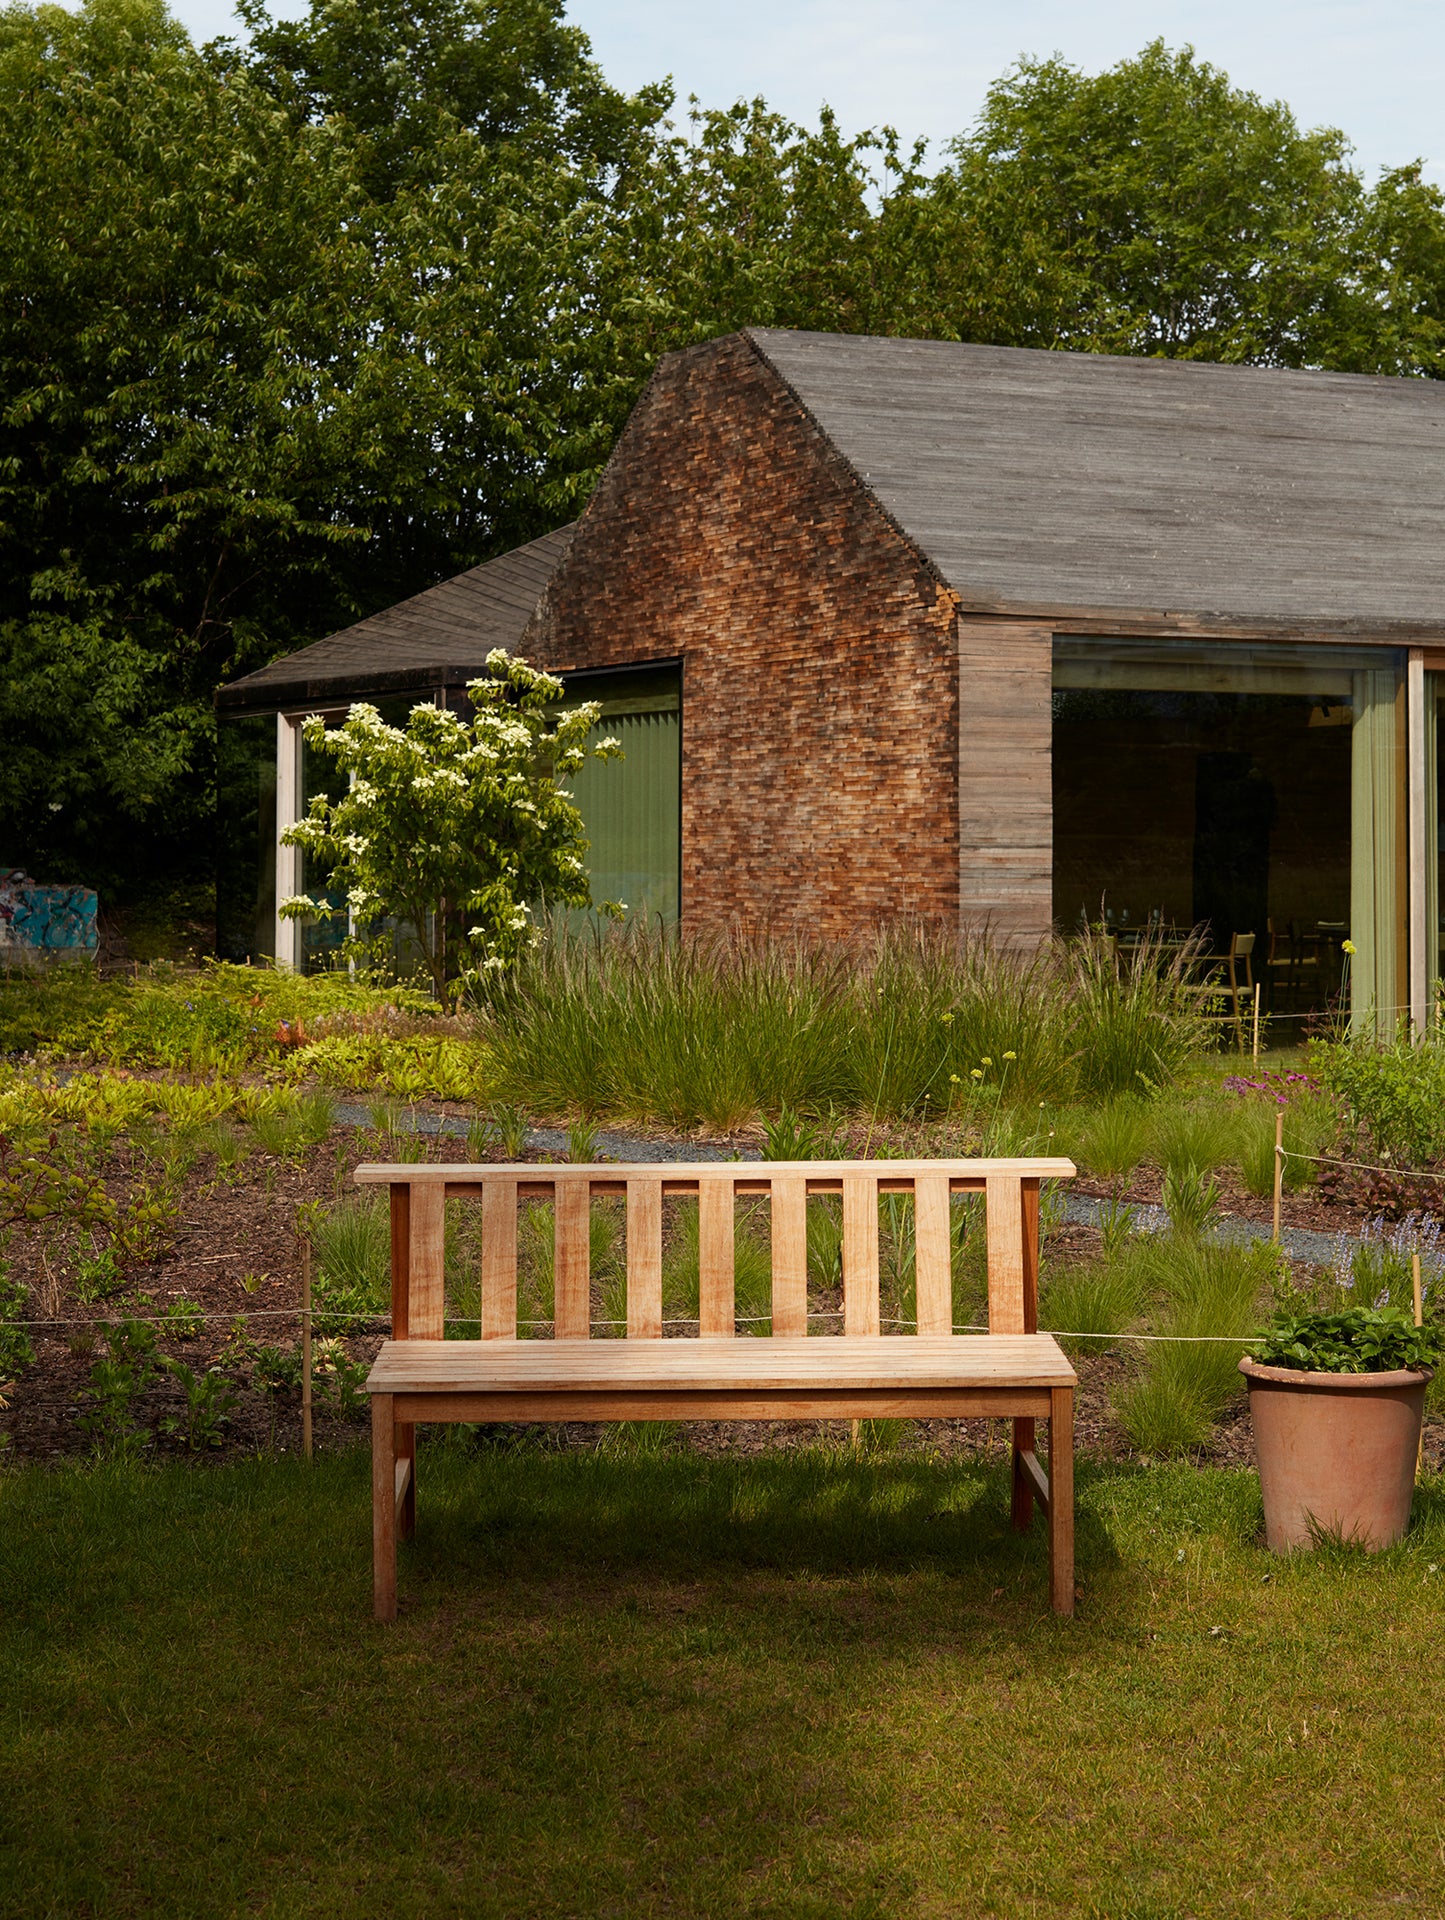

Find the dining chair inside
[[1226, 930, 1256, 1045]]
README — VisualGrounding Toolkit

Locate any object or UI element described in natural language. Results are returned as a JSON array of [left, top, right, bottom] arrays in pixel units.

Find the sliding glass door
[[1052, 640, 1405, 1035]]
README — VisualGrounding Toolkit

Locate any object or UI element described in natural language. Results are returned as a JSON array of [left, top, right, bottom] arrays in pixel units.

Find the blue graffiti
[[0, 870, 98, 955]]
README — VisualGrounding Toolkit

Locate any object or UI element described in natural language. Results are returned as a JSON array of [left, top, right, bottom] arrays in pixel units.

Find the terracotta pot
[[1239, 1356, 1431, 1553]]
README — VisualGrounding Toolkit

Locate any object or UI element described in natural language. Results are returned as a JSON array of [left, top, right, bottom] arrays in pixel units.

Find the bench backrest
[[353, 1158, 1075, 1342]]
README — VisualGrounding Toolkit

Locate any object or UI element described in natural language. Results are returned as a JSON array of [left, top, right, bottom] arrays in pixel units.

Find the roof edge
[[740, 328, 956, 602]]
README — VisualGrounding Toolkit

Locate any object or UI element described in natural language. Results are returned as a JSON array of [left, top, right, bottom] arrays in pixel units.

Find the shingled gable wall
[[522, 332, 963, 939]]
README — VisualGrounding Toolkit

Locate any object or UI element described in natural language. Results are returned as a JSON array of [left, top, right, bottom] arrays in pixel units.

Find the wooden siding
[[957, 620, 1053, 943]]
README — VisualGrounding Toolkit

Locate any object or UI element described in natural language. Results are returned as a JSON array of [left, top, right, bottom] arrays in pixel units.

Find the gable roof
[[217, 524, 577, 713], [747, 328, 1445, 633]]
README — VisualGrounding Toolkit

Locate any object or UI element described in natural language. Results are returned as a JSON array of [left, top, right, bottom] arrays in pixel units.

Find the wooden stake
[[1272, 1109, 1284, 1245], [301, 1236, 313, 1462], [1252, 982, 1261, 1064], [1413, 1252, 1424, 1481]]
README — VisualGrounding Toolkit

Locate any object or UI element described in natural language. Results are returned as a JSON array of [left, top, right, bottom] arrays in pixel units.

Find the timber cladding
[[525, 333, 963, 939]]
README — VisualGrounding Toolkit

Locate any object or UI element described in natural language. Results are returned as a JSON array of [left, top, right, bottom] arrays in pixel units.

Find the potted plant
[[1240, 1306, 1440, 1552]]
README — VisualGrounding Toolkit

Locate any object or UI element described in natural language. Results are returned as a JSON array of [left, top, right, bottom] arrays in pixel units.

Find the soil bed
[[5, 1103, 1442, 1473]]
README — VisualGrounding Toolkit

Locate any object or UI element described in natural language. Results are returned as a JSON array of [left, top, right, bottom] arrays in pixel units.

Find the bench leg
[[398, 1420, 416, 1542], [372, 1393, 398, 1622], [1011, 1416, 1036, 1530], [1049, 1386, 1075, 1618]]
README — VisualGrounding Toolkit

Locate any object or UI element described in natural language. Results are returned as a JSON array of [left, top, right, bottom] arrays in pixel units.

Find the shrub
[[0, 1269, 35, 1381], [1160, 1163, 1221, 1237], [663, 1200, 773, 1330], [290, 1033, 487, 1102], [249, 1091, 337, 1160], [78, 1318, 161, 1457], [1310, 1036, 1445, 1167], [1039, 1258, 1145, 1354], [159, 1362, 237, 1450], [1148, 1100, 1239, 1180], [1253, 1305, 1443, 1374]]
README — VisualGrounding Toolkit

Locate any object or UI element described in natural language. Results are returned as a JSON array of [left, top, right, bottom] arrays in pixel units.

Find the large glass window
[[1052, 640, 1404, 1034]]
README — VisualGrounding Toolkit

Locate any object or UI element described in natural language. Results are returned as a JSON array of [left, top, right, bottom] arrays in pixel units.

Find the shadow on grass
[[397, 1434, 1132, 1631]]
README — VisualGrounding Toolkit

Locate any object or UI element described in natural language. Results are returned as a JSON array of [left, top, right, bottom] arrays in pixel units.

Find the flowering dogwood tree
[[279, 651, 620, 997]]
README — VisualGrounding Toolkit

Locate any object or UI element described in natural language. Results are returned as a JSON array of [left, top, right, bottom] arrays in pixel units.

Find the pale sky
[[157, 0, 1445, 185]]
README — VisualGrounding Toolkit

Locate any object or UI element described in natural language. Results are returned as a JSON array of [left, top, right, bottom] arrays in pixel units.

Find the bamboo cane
[[1272, 1108, 1284, 1245], [1414, 1252, 1424, 1481], [301, 1236, 313, 1462], [1252, 981, 1261, 1065]]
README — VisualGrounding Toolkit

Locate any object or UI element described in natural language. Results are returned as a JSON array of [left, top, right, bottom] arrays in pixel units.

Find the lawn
[[5, 1445, 1445, 1918]]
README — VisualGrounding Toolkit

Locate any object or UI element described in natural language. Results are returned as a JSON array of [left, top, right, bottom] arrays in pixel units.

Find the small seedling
[[156, 1295, 205, 1340], [566, 1117, 600, 1164], [490, 1105, 530, 1160], [1161, 1162, 1221, 1238], [73, 1241, 124, 1304], [159, 1361, 237, 1450]]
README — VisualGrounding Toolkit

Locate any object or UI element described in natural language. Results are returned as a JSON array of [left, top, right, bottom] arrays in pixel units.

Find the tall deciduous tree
[[875, 42, 1370, 363]]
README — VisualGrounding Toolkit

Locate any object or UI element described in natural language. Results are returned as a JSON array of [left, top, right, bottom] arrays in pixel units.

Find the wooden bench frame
[[360, 1157, 1078, 1620]]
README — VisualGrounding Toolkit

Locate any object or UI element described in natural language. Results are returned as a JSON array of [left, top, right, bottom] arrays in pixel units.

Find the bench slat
[[985, 1173, 1025, 1336], [408, 1179, 446, 1339], [480, 1177, 518, 1340], [626, 1178, 663, 1338], [770, 1173, 808, 1337], [554, 1176, 591, 1340], [358, 1156, 1077, 1184], [842, 1174, 880, 1337], [698, 1176, 735, 1337], [366, 1332, 1076, 1393], [913, 1172, 953, 1337]]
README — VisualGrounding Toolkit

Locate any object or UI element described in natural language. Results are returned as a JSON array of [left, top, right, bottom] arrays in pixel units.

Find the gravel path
[[333, 1103, 1344, 1262]]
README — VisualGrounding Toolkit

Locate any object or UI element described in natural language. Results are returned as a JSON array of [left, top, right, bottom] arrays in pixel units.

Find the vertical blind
[[567, 705, 681, 927]]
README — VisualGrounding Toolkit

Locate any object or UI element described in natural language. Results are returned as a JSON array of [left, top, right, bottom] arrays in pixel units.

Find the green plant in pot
[[1240, 1306, 1442, 1553]]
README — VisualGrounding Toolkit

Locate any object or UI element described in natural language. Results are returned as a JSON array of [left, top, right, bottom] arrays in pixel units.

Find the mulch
[[3, 1111, 1441, 1474]]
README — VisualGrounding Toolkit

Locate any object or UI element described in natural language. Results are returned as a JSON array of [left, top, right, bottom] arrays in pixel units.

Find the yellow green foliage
[[0, 961, 438, 1071], [287, 1034, 489, 1102], [0, 1072, 272, 1137]]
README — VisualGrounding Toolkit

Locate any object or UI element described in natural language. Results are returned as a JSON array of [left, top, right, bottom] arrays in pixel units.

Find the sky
[[159, 0, 1445, 185]]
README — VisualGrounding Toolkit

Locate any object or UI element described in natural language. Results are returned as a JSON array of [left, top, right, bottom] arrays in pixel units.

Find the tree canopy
[[2, 8, 1444, 900]]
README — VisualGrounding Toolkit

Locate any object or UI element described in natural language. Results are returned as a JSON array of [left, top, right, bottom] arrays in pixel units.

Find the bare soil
[[4, 1113, 1441, 1473]]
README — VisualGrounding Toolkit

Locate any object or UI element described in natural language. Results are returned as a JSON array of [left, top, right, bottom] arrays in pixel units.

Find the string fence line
[[6, 1303, 1274, 1345], [1277, 1146, 1445, 1185]]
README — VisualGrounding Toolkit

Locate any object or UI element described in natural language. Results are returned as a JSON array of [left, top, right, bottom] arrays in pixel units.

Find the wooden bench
[[359, 1157, 1078, 1620]]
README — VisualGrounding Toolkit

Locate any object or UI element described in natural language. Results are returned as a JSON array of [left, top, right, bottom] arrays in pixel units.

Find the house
[[218, 326, 1445, 1030]]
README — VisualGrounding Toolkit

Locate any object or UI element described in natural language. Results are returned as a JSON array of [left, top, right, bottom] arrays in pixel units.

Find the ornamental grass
[[478, 923, 1210, 1131]]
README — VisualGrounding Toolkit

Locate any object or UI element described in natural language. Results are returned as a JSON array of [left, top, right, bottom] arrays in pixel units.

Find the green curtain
[[1350, 669, 1406, 1036], [567, 707, 681, 928]]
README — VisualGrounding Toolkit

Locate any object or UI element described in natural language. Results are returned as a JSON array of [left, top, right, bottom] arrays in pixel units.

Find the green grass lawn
[[4, 1445, 1445, 1918]]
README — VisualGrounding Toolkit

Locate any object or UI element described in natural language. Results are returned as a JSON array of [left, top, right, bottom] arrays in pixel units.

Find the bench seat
[[367, 1332, 1074, 1419]]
